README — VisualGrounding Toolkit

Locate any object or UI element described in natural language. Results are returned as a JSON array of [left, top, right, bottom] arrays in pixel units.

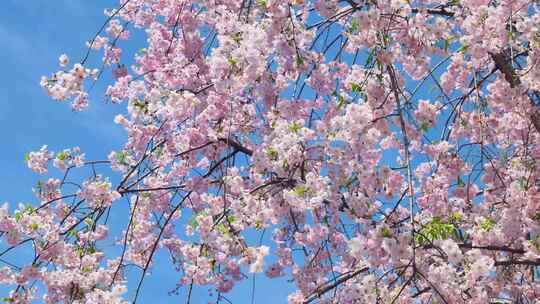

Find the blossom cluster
[[3, 0, 540, 303]]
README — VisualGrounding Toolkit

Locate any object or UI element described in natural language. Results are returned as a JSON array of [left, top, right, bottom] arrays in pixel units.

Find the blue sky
[[0, 0, 123, 204], [0, 1, 296, 303]]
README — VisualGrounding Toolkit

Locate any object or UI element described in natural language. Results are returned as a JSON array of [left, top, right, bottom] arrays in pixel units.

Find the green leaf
[[30, 223, 39, 231], [293, 185, 309, 197], [350, 82, 362, 93], [87, 246, 97, 254], [266, 148, 278, 160], [288, 122, 302, 133], [77, 247, 85, 257], [456, 176, 465, 187], [296, 55, 304, 66], [14, 212, 22, 222], [133, 99, 147, 110], [115, 151, 128, 164], [443, 36, 456, 52], [67, 229, 77, 237], [228, 216, 237, 224], [201, 246, 209, 257], [188, 211, 208, 228], [25, 205, 36, 215], [420, 122, 429, 132], [382, 33, 390, 45], [376, 73, 384, 83], [84, 218, 94, 227], [337, 95, 347, 109], [480, 218, 496, 231], [366, 52, 374, 66], [381, 227, 392, 238], [322, 216, 329, 225], [449, 212, 462, 223], [232, 32, 243, 44], [456, 44, 469, 53], [531, 234, 540, 250], [348, 18, 359, 33], [24, 153, 30, 162], [188, 216, 198, 228], [416, 216, 457, 245], [56, 151, 68, 161], [216, 224, 229, 235], [228, 58, 239, 66]]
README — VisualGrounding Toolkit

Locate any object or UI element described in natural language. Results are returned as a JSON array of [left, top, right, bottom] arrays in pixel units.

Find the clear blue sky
[[0, 1, 295, 303]]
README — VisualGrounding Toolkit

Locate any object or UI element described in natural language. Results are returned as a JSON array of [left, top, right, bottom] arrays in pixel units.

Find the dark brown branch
[[423, 243, 526, 255], [458, 243, 525, 255], [490, 51, 540, 133], [218, 137, 253, 156], [81, 0, 132, 65], [118, 185, 185, 194], [411, 8, 455, 17], [302, 267, 369, 304], [495, 259, 540, 267], [132, 191, 192, 303]]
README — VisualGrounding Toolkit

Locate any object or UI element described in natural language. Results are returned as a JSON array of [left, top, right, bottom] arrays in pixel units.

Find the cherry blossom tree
[[2, 0, 540, 303]]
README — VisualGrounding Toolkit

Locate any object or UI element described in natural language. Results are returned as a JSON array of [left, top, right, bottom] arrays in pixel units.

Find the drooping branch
[[490, 51, 540, 133], [302, 267, 369, 304]]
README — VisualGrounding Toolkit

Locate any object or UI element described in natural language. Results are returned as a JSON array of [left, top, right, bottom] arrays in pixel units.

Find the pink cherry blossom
[[58, 54, 69, 67], [26, 145, 53, 173], [4, 0, 540, 303]]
